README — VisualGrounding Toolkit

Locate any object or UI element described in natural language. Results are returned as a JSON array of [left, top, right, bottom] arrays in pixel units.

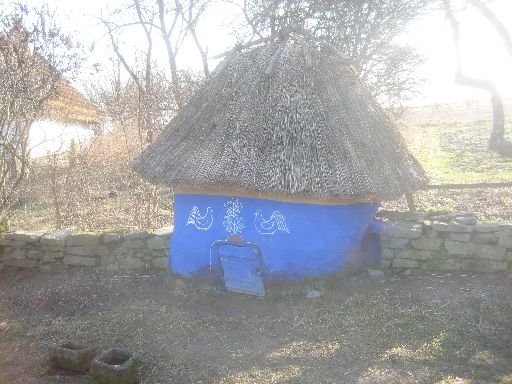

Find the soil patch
[[1, 269, 511, 383]]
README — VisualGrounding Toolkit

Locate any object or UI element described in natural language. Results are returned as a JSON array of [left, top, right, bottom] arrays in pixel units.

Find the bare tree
[[443, 0, 512, 156], [100, 0, 210, 113], [236, 0, 433, 114], [0, 4, 81, 227], [92, 0, 211, 228]]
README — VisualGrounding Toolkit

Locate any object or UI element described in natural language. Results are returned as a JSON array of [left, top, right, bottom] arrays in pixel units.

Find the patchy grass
[[406, 121, 512, 184], [383, 119, 512, 220], [1, 269, 511, 383]]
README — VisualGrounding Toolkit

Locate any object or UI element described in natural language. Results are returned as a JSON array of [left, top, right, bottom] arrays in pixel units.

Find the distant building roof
[[42, 79, 101, 126], [133, 35, 427, 202]]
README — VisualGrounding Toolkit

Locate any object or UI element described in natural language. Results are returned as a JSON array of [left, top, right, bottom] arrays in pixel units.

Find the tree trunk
[[444, 0, 511, 156]]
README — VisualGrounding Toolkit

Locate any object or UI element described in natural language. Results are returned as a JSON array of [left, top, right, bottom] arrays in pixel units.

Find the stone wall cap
[[4, 230, 45, 243], [381, 221, 423, 239], [475, 223, 512, 233], [431, 221, 474, 233], [41, 229, 72, 246], [66, 233, 101, 246], [152, 226, 174, 236], [123, 231, 150, 240]]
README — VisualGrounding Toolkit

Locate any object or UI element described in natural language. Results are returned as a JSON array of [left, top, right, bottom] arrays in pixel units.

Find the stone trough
[[90, 348, 139, 384], [49, 342, 97, 372]]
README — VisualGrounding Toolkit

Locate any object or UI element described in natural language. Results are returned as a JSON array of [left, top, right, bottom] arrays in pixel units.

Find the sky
[[5, 0, 512, 106]]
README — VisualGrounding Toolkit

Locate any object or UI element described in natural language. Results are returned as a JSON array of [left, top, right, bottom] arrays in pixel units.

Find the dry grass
[[1, 269, 511, 383]]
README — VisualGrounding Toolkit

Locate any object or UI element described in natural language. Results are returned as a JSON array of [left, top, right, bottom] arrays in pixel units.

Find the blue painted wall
[[171, 193, 379, 281]]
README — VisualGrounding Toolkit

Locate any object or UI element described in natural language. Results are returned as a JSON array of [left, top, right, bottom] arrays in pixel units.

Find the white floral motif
[[222, 198, 244, 235]]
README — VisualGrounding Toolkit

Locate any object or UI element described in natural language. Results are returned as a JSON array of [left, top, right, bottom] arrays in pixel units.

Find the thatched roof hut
[[133, 35, 427, 203]]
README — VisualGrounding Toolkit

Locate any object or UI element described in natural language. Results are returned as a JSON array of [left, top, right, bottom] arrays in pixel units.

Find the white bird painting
[[186, 206, 213, 230], [254, 210, 290, 235]]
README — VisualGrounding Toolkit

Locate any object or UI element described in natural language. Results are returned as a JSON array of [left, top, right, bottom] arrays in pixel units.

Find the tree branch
[[469, 0, 512, 57]]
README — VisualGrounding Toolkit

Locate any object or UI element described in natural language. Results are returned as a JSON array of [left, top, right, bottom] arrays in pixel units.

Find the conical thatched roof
[[133, 35, 427, 202]]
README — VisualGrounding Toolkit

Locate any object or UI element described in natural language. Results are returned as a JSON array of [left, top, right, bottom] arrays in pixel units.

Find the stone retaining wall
[[3, 218, 512, 275], [380, 217, 512, 273], [0, 228, 173, 271]]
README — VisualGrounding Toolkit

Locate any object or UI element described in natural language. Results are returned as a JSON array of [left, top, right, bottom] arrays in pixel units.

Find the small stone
[[4, 249, 27, 260], [381, 248, 394, 260], [454, 216, 478, 226], [135, 250, 158, 261], [118, 257, 145, 270], [449, 233, 471, 242], [8, 231, 42, 243], [475, 223, 509, 233], [396, 249, 436, 260], [431, 221, 474, 233], [380, 258, 393, 268], [100, 264, 120, 272], [63, 255, 98, 267], [9, 240, 26, 248], [4, 259, 38, 268], [392, 258, 419, 269], [153, 226, 174, 237], [26, 250, 43, 260], [111, 247, 134, 259], [102, 233, 121, 244], [100, 254, 117, 266], [147, 236, 170, 250], [472, 233, 497, 244], [498, 236, 512, 249], [123, 231, 150, 240], [122, 240, 146, 249], [151, 257, 168, 269], [473, 244, 506, 261], [461, 259, 507, 273], [368, 268, 385, 277], [41, 229, 72, 247], [411, 238, 443, 251], [40, 264, 66, 272], [421, 258, 461, 271], [381, 221, 423, 239], [66, 233, 100, 246], [42, 251, 64, 263], [496, 230, 512, 238], [306, 289, 321, 298], [444, 240, 475, 256], [427, 230, 440, 238], [41, 244, 65, 252], [66, 245, 109, 257]]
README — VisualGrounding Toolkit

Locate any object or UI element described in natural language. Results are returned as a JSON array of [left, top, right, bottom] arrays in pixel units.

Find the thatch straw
[[42, 79, 101, 126], [132, 35, 427, 202]]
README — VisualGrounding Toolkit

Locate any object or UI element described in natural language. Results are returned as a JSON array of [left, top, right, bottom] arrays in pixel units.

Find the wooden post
[[405, 193, 416, 213]]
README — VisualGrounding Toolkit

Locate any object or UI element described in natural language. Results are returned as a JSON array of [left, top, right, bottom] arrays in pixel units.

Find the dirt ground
[[1, 268, 512, 384]]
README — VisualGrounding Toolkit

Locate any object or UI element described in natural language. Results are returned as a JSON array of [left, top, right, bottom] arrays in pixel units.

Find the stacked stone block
[[381, 217, 512, 273], [0, 227, 173, 271]]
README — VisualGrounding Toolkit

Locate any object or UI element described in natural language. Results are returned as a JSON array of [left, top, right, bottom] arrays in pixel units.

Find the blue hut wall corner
[[169, 193, 379, 281]]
